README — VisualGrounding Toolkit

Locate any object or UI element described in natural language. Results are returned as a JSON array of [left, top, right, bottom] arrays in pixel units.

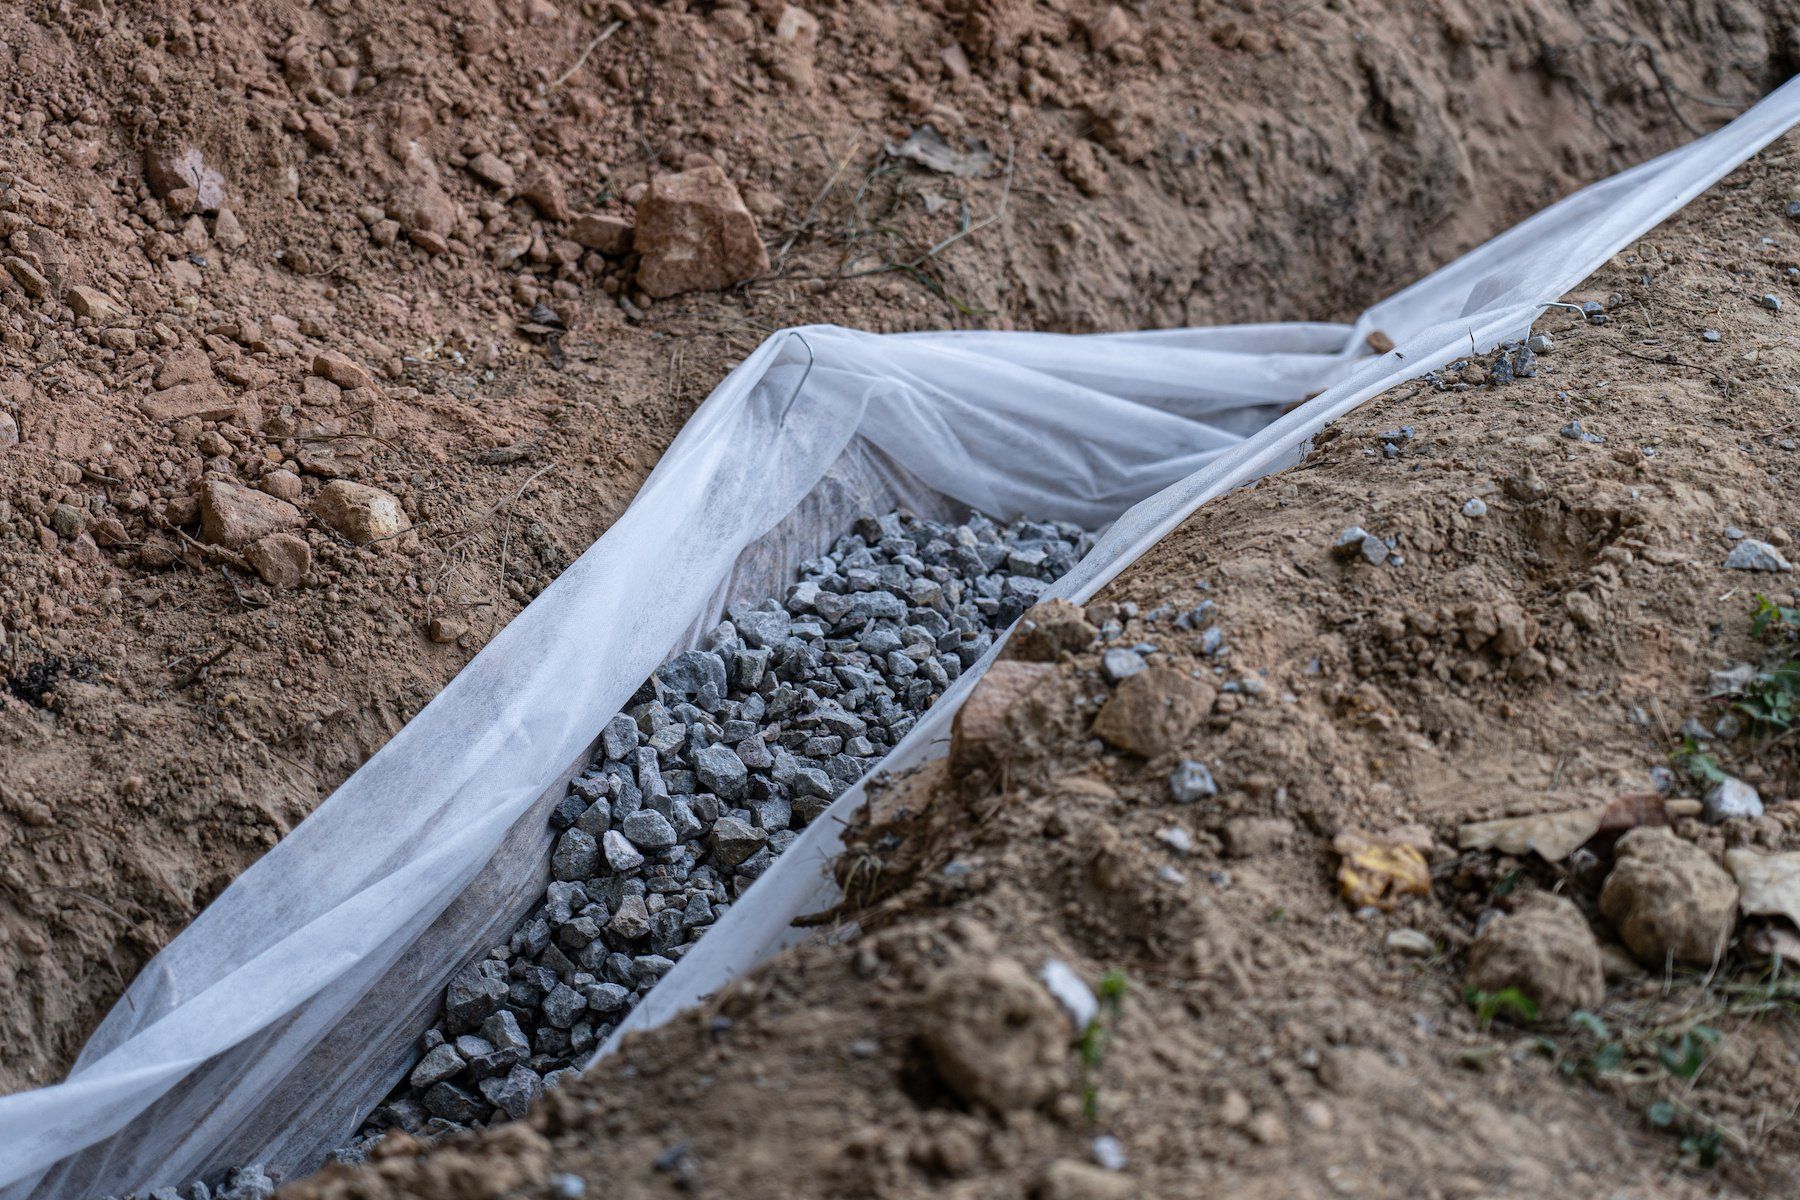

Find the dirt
[[287, 141, 1800, 1198], [0, 0, 1794, 1157]]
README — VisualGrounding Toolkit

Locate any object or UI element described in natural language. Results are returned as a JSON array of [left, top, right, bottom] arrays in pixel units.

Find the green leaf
[[1468, 986, 1540, 1028], [1569, 1010, 1609, 1040], [1659, 1031, 1710, 1080], [1647, 1101, 1677, 1129]]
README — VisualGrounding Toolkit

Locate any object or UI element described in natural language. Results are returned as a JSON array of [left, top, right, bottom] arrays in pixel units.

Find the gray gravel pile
[[337, 508, 1091, 1150]]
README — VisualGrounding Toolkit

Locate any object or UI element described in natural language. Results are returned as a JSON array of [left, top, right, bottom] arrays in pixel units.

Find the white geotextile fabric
[[4, 77, 1797, 1199]]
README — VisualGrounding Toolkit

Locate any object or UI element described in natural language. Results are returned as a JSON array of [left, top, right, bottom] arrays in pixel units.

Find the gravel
[[1723, 538, 1792, 571], [340, 509, 1091, 1151]]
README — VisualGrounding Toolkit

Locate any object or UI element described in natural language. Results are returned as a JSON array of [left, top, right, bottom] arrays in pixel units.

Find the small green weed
[[1465, 986, 1539, 1028], [1078, 969, 1128, 1121]]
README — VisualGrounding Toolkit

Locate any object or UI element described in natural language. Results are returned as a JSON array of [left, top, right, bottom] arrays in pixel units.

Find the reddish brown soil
[[289, 140, 1800, 1199], [0, 0, 1792, 1125]]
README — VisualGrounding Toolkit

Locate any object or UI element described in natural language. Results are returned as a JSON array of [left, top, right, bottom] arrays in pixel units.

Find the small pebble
[[1461, 497, 1487, 518]]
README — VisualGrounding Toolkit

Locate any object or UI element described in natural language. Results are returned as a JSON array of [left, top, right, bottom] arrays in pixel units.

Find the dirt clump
[[920, 952, 1071, 1113], [1466, 892, 1604, 1018], [1600, 828, 1741, 966]]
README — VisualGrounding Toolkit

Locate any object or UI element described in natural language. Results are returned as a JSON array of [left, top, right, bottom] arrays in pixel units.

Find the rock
[[608, 894, 651, 940], [570, 213, 634, 255], [67, 285, 122, 320], [693, 743, 748, 798], [1036, 1161, 1133, 1200], [444, 961, 509, 1033], [314, 480, 409, 544], [219, 1165, 277, 1200], [467, 151, 517, 191], [261, 469, 304, 502], [1703, 776, 1764, 824], [312, 349, 376, 391], [421, 1080, 484, 1124], [408, 1042, 466, 1089], [949, 659, 1058, 774], [656, 650, 728, 698], [520, 166, 571, 222], [709, 815, 767, 867], [633, 165, 771, 298], [1099, 647, 1144, 683], [1760, 293, 1783, 312], [215, 208, 248, 250], [602, 829, 645, 872], [2, 257, 49, 299], [0, 411, 16, 449], [1384, 928, 1435, 956], [244, 533, 311, 588], [1465, 893, 1603, 1018], [1168, 759, 1217, 803], [1461, 497, 1487, 518], [199, 481, 303, 549], [477, 1064, 542, 1120], [542, 982, 586, 1028], [1037, 960, 1097, 1030], [920, 956, 1067, 1111], [601, 713, 639, 760], [1331, 525, 1387, 565], [145, 144, 226, 212], [48, 504, 85, 539], [1724, 539, 1791, 571], [1006, 598, 1097, 661], [621, 809, 678, 850], [1090, 667, 1212, 758], [551, 829, 599, 881], [1599, 828, 1739, 965]]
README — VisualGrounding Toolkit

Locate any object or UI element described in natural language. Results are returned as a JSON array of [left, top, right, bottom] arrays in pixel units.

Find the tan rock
[[199, 480, 303, 549], [260, 469, 304, 502], [520, 166, 571, 222], [467, 151, 516, 191], [155, 349, 212, 389], [949, 659, 1057, 775], [1600, 828, 1739, 965], [67, 285, 122, 320], [1091, 666, 1213, 758], [570, 213, 634, 255], [244, 532, 311, 588], [312, 350, 375, 391], [314, 480, 409, 544], [140, 383, 236, 422], [0, 411, 18, 449], [921, 956, 1067, 1111], [1005, 598, 1097, 662], [214, 208, 247, 250], [145, 144, 226, 212], [634, 165, 770, 298], [3, 257, 49, 299], [1466, 893, 1604, 1018], [773, 4, 820, 44]]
